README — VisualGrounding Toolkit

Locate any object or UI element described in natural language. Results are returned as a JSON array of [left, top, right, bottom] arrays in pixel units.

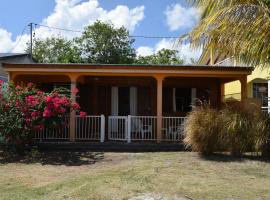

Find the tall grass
[[184, 100, 270, 158], [184, 105, 221, 155], [221, 101, 260, 156]]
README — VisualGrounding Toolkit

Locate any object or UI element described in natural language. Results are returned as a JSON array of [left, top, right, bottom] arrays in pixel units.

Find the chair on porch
[[132, 118, 152, 140], [164, 124, 184, 141]]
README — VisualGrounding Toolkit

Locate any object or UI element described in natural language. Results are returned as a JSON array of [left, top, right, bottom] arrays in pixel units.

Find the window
[[174, 88, 191, 112], [253, 83, 268, 107]]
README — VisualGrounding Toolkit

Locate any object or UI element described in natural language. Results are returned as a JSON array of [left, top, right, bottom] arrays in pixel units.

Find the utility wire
[[8, 25, 28, 53], [34, 23, 180, 39]]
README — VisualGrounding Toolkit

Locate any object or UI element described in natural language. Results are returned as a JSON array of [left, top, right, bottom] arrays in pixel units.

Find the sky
[[0, 0, 202, 62]]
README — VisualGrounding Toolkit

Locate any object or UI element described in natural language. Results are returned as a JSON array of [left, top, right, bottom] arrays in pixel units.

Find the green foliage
[[186, 0, 270, 67], [30, 21, 186, 65], [77, 21, 136, 64], [31, 37, 81, 63], [31, 21, 136, 64], [136, 49, 184, 65], [184, 105, 221, 155]]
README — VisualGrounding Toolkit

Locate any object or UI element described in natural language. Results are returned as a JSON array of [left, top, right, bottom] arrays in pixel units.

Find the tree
[[136, 49, 184, 65], [76, 21, 136, 64], [186, 0, 270, 67], [31, 37, 81, 63]]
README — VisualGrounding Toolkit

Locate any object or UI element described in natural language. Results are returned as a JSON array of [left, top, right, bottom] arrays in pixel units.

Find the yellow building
[[199, 51, 270, 108]]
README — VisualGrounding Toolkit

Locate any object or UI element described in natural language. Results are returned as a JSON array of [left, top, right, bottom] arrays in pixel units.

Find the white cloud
[[155, 38, 176, 52], [137, 39, 202, 63], [43, 0, 144, 34], [137, 46, 154, 56], [165, 3, 200, 31], [0, 29, 13, 52], [0, 0, 145, 53]]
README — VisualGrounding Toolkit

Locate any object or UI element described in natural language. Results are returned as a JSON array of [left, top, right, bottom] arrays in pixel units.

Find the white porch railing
[[75, 115, 105, 142], [129, 116, 157, 141], [261, 107, 269, 116], [108, 116, 128, 141], [34, 115, 187, 143], [162, 117, 186, 141], [34, 117, 70, 140]]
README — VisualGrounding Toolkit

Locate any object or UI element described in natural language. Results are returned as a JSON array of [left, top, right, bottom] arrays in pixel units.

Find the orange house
[[3, 63, 253, 144]]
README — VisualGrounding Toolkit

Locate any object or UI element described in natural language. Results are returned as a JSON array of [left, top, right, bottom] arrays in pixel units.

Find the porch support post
[[240, 76, 247, 101], [220, 82, 225, 103], [155, 76, 164, 143], [69, 75, 78, 142]]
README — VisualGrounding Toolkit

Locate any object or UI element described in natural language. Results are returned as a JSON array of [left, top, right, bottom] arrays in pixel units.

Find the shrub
[[255, 114, 270, 158], [221, 101, 261, 156], [0, 81, 83, 149], [183, 105, 221, 155]]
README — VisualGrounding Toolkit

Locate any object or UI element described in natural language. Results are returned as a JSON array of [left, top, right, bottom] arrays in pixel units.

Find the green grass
[[0, 151, 270, 200]]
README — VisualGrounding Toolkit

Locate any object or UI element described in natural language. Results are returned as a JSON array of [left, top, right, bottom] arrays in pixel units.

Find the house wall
[[225, 67, 270, 100]]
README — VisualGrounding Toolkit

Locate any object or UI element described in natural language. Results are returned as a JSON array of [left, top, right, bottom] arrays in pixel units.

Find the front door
[[118, 87, 130, 116]]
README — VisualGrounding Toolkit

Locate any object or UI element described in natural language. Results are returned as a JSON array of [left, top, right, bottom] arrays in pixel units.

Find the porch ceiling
[[3, 63, 253, 80]]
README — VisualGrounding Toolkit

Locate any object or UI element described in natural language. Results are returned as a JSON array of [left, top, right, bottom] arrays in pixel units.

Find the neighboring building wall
[[225, 66, 270, 103], [0, 55, 34, 81]]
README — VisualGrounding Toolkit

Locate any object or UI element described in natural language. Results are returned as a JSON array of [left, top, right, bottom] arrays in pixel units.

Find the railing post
[[127, 115, 131, 143], [100, 115, 105, 143]]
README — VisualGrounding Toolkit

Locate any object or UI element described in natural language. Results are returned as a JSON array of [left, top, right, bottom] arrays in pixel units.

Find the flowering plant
[[0, 81, 84, 147]]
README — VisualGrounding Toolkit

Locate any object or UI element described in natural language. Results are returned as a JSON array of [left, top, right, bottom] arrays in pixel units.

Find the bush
[[256, 114, 270, 158], [221, 101, 260, 156], [0, 81, 84, 149], [183, 105, 221, 155], [184, 100, 269, 157]]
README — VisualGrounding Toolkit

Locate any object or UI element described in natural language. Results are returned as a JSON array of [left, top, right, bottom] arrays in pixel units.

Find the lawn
[[0, 151, 270, 200]]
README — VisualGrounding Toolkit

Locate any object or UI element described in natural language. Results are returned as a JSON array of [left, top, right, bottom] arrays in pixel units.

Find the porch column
[[240, 76, 247, 101], [155, 76, 164, 143], [220, 82, 225, 103], [69, 75, 78, 142]]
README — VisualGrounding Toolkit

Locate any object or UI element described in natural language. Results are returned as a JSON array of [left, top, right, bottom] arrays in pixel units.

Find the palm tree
[[186, 0, 270, 67]]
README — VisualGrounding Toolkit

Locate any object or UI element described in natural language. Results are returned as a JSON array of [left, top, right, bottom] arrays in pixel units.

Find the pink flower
[[46, 96, 53, 103], [31, 111, 41, 118], [15, 85, 23, 90], [43, 108, 52, 118], [37, 91, 44, 95], [73, 102, 80, 110], [27, 82, 34, 87], [72, 87, 79, 94], [79, 111, 87, 118], [34, 124, 44, 130]]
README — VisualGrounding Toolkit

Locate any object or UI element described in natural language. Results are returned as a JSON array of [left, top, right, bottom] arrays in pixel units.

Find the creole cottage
[[3, 63, 253, 144]]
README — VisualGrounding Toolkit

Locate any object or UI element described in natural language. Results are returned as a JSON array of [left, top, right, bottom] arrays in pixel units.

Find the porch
[[4, 63, 253, 143]]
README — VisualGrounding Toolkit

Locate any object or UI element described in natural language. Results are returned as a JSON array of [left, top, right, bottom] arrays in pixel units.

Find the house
[[199, 50, 269, 112], [2, 63, 253, 143], [0, 53, 34, 82]]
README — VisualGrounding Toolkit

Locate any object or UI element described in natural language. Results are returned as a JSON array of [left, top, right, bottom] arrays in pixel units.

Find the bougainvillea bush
[[0, 81, 84, 148]]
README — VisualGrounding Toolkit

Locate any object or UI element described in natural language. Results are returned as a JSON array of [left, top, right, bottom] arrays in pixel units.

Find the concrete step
[[37, 142, 185, 152]]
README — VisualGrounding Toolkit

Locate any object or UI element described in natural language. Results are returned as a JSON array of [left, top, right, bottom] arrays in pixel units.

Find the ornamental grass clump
[[221, 101, 261, 156], [183, 105, 221, 155], [0, 81, 85, 149]]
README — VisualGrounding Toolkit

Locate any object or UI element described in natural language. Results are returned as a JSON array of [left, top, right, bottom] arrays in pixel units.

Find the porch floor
[[36, 142, 185, 152]]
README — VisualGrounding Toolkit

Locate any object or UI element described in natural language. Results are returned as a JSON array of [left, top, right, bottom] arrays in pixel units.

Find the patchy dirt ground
[[0, 151, 270, 200]]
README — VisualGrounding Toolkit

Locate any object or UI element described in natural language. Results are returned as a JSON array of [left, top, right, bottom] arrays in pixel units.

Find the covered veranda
[[3, 63, 253, 143]]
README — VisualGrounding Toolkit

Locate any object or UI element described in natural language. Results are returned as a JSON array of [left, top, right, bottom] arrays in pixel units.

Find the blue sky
[[0, 0, 201, 61]]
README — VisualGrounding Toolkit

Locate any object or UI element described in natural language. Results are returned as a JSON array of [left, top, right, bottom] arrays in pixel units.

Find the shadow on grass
[[200, 152, 270, 163], [0, 150, 104, 166]]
